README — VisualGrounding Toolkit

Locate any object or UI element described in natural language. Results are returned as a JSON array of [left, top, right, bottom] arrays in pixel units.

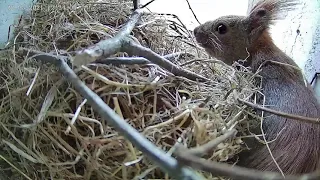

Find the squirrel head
[[193, 0, 298, 65]]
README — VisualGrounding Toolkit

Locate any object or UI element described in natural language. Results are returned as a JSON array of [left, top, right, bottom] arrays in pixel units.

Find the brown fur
[[193, 0, 320, 175]]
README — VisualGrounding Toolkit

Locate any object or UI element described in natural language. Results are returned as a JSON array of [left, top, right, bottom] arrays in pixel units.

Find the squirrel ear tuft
[[247, 7, 269, 34], [246, 0, 299, 40]]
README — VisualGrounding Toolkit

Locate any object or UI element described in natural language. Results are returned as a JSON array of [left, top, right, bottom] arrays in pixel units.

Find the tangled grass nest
[[0, 0, 262, 179]]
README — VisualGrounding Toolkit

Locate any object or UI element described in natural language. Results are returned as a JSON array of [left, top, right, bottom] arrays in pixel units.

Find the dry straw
[[0, 0, 262, 179]]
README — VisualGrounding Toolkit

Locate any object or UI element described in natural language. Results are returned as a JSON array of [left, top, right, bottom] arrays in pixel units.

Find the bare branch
[[94, 53, 195, 65], [238, 98, 320, 125], [18, 48, 69, 66], [185, 0, 201, 25], [174, 146, 320, 180], [188, 129, 237, 157], [73, 9, 143, 66], [74, 9, 208, 82], [94, 57, 150, 65], [20, 48, 203, 180], [167, 20, 190, 38], [140, 0, 156, 9], [122, 38, 209, 82]]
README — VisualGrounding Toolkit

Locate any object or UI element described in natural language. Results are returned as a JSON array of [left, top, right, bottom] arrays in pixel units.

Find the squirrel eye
[[257, 9, 266, 17], [216, 24, 227, 34]]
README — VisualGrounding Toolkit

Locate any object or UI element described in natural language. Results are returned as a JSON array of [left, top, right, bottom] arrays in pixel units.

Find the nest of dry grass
[[0, 0, 261, 179]]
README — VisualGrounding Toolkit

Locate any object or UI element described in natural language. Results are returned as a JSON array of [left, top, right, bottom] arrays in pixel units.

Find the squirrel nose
[[193, 26, 200, 36]]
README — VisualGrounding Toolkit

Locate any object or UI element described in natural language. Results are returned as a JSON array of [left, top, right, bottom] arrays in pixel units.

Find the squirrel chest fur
[[193, 0, 320, 175]]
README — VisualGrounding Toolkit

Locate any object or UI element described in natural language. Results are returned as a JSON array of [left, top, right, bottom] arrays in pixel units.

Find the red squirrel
[[193, 0, 320, 175]]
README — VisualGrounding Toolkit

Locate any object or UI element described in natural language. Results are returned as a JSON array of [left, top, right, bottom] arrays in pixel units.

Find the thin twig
[[94, 57, 150, 65], [238, 98, 320, 124], [180, 58, 229, 67], [255, 59, 310, 86], [122, 38, 209, 82], [92, 53, 195, 65], [310, 73, 320, 85], [20, 49, 203, 180], [163, 52, 195, 61], [152, 12, 201, 55], [167, 20, 190, 38], [140, 0, 156, 9], [259, 92, 285, 176], [174, 145, 320, 180], [185, 0, 201, 25], [188, 129, 237, 157]]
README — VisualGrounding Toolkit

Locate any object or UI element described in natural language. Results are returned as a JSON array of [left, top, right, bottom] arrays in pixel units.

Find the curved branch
[[73, 9, 143, 67], [20, 48, 203, 180], [238, 98, 320, 124], [174, 146, 320, 180], [94, 57, 150, 65], [122, 38, 209, 82], [73, 9, 208, 82]]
